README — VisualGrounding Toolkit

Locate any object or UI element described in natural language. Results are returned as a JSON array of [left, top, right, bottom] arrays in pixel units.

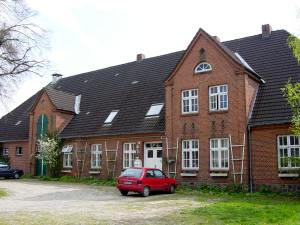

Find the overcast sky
[[1, 0, 300, 117]]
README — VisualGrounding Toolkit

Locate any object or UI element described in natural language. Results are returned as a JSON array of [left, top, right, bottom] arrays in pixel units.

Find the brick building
[[0, 25, 299, 191]]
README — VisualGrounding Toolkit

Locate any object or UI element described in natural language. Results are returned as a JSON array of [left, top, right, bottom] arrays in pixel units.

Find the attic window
[[194, 62, 212, 74], [114, 73, 120, 77], [15, 120, 22, 126], [104, 110, 119, 124], [84, 80, 88, 83], [131, 81, 139, 85], [86, 111, 90, 115], [146, 103, 164, 117]]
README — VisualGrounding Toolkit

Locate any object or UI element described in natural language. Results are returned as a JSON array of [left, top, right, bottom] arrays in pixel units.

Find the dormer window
[[146, 103, 164, 117], [194, 62, 212, 74], [104, 110, 119, 124]]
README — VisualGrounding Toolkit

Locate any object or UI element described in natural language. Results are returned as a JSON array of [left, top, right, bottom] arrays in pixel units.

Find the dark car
[[0, 163, 23, 179], [117, 167, 176, 197]]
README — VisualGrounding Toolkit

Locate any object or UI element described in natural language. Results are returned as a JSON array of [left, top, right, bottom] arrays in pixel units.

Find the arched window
[[194, 62, 212, 74], [36, 114, 48, 138]]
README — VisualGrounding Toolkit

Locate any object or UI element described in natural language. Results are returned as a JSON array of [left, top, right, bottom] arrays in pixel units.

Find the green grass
[[22, 175, 116, 186], [164, 192, 300, 225], [0, 189, 8, 198]]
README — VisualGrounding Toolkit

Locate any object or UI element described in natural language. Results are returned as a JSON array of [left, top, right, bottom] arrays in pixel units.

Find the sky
[[1, 0, 300, 117]]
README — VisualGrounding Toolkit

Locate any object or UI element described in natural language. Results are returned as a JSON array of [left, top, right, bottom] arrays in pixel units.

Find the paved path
[[0, 180, 201, 225]]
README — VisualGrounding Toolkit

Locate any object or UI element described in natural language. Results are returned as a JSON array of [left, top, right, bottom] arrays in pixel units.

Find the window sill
[[180, 173, 197, 177], [208, 110, 228, 115], [210, 172, 228, 177], [61, 169, 72, 173], [89, 170, 101, 174], [210, 168, 229, 172], [278, 173, 299, 178], [181, 113, 199, 117], [16, 154, 23, 157]]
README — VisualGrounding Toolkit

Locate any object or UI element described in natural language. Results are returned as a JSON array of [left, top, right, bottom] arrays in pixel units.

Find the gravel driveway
[[0, 180, 201, 225]]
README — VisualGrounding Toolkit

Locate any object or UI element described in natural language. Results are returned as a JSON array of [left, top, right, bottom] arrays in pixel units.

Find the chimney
[[51, 73, 62, 84], [212, 36, 220, 42], [136, 53, 145, 62], [262, 24, 272, 38]]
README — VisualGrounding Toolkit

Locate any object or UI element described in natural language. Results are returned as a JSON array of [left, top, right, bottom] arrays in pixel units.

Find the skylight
[[194, 62, 212, 73], [146, 103, 164, 117], [15, 120, 22, 126], [104, 110, 119, 124]]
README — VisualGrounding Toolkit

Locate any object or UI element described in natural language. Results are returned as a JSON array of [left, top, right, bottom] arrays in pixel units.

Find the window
[[182, 140, 199, 170], [91, 144, 102, 169], [62, 145, 73, 168], [194, 62, 212, 73], [146, 170, 155, 178], [278, 135, 300, 169], [16, 147, 23, 156], [2, 148, 8, 156], [153, 170, 166, 178], [209, 85, 228, 111], [146, 103, 164, 117], [63, 153, 73, 168], [104, 110, 119, 124], [210, 138, 229, 170], [182, 89, 198, 114], [123, 143, 137, 168]]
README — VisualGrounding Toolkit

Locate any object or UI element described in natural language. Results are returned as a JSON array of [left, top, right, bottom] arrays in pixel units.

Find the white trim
[[209, 84, 228, 111], [182, 139, 199, 170], [210, 172, 228, 177], [91, 144, 102, 169], [210, 138, 229, 171], [104, 110, 119, 124], [180, 173, 197, 177], [123, 143, 137, 168], [277, 135, 300, 170], [194, 62, 212, 73], [278, 173, 299, 178], [181, 89, 198, 114]]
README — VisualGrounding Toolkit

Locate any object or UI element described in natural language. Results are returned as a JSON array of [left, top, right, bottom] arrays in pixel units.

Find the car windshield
[[121, 168, 143, 178]]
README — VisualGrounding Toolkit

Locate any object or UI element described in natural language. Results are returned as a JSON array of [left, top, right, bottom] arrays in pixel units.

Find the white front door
[[144, 142, 163, 169]]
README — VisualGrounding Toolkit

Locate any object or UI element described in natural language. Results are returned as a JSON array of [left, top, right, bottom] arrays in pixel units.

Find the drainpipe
[[247, 125, 253, 193]]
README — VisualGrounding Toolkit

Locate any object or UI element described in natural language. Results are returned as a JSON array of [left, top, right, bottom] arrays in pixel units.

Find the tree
[[37, 132, 63, 177], [0, 0, 47, 101]]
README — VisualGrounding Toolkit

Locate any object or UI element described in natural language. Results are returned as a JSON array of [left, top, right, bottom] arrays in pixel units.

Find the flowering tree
[[36, 133, 63, 177]]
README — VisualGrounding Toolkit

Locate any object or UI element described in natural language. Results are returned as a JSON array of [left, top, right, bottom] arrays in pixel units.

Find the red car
[[117, 167, 176, 197]]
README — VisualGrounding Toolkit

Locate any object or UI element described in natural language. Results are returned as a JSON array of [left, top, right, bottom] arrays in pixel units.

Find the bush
[[259, 185, 272, 193]]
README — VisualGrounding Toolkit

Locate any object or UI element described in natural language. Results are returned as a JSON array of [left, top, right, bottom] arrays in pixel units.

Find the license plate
[[124, 181, 132, 185]]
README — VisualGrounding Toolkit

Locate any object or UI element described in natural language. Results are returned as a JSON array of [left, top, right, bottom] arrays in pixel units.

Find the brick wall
[[251, 124, 300, 192], [3, 141, 30, 173], [165, 31, 260, 185]]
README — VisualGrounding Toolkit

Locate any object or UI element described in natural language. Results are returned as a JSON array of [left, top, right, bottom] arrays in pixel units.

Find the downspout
[[247, 125, 253, 193]]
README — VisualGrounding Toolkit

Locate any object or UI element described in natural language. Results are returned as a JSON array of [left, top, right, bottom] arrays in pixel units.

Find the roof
[[45, 87, 76, 113], [224, 30, 300, 126], [0, 29, 298, 141]]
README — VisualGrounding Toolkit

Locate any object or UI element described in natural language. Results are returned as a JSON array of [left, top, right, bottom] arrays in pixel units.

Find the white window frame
[[278, 135, 300, 170], [146, 103, 164, 117], [210, 138, 229, 171], [104, 110, 119, 124], [123, 143, 137, 168], [181, 89, 198, 114], [63, 152, 73, 168], [182, 139, 199, 170], [16, 147, 23, 156], [2, 147, 8, 156], [194, 62, 212, 73], [209, 84, 228, 111], [91, 144, 102, 169]]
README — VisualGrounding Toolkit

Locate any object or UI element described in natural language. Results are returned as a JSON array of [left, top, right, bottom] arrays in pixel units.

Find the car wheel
[[120, 190, 128, 196], [14, 173, 20, 179], [169, 184, 175, 194], [142, 186, 150, 197]]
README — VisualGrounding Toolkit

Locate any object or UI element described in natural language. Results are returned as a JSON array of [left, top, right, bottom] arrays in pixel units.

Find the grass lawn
[[0, 189, 7, 198], [163, 192, 300, 225]]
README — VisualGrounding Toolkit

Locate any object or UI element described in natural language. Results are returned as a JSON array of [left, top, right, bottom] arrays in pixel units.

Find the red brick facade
[[1, 30, 299, 191]]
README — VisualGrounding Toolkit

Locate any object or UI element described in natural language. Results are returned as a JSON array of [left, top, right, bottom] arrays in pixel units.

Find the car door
[[143, 169, 157, 191], [153, 169, 168, 191], [0, 166, 9, 177]]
